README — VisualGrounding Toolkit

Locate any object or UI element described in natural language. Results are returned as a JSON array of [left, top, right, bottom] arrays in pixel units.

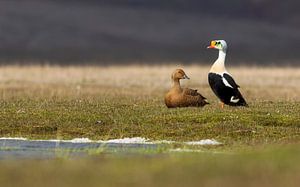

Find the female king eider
[[207, 40, 248, 108]]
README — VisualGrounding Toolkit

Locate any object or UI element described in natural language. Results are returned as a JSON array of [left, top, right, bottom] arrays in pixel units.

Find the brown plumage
[[164, 69, 209, 108]]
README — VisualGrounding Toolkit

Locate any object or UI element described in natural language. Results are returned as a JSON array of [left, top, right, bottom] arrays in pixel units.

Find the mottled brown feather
[[165, 69, 208, 108]]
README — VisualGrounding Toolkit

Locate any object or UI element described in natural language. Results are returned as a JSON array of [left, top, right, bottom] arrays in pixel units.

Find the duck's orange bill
[[207, 41, 216, 49]]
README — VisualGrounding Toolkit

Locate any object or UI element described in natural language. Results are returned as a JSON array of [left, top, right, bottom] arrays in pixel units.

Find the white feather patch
[[230, 96, 239, 103], [222, 77, 234, 88]]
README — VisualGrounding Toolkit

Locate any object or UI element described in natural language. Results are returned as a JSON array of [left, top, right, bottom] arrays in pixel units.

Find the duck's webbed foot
[[220, 102, 224, 109]]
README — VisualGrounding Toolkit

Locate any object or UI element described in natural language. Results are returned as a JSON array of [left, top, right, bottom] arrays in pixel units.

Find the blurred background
[[0, 0, 299, 65]]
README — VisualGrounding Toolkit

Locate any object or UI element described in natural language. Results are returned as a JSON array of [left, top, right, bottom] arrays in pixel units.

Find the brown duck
[[165, 69, 208, 108]]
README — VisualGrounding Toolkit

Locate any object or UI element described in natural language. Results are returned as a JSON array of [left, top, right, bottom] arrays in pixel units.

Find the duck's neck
[[210, 49, 227, 73], [172, 79, 181, 90]]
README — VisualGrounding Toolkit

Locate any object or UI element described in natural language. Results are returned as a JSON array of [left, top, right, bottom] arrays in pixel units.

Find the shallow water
[[0, 137, 222, 159], [0, 139, 159, 159]]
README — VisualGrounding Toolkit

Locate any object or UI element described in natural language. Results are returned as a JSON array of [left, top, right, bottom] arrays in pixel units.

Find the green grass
[[0, 65, 300, 186], [0, 146, 300, 187], [1, 96, 299, 150], [0, 65, 299, 151]]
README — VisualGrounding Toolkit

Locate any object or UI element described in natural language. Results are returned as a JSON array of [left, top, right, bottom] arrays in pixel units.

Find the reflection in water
[[0, 139, 158, 159]]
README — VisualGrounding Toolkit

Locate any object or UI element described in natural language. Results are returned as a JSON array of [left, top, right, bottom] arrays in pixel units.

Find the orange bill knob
[[207, 41, 216, 49]]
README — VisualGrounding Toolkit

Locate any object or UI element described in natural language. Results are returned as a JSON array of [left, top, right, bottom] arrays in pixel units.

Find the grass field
[[0, 65, 299, 145], [0, 65, 300, 186]]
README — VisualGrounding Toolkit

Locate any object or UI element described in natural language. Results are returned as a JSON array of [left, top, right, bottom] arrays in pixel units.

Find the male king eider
[[207, 40, 248, 108]]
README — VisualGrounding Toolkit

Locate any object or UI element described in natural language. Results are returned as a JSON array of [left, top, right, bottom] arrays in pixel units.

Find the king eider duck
[[207, 40, 248, 108], [165, 69, 208, 108]]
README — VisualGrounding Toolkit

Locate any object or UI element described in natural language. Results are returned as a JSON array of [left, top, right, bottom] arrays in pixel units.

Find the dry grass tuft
[[0, 65, 299, 101]]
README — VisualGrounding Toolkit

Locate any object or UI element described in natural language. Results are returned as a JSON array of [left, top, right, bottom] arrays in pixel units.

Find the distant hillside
[[0, 0, 299, 64]]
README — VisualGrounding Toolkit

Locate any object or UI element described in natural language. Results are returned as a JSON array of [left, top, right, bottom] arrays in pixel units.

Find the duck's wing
[[223, 73, 240, 89], [222, 74, 248, 106], [183, 88, 198, 96], [183, 88, 207, 100], [182, 94, 209, 107], [198, 93, 207, 100], [183, 88, 207, 99]]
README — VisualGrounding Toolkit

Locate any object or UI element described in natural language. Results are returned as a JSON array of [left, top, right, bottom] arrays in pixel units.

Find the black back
[[208, 73, 247, 106]]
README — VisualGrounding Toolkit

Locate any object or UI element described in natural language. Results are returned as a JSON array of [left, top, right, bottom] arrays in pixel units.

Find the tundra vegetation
[[0, 65, 299, 186]]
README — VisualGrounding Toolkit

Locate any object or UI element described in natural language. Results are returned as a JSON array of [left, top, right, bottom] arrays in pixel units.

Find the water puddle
[[0, 137, 221, 159]]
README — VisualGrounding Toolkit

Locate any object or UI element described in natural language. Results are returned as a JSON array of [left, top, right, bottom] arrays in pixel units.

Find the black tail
[[237, 94, 248, 107]]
